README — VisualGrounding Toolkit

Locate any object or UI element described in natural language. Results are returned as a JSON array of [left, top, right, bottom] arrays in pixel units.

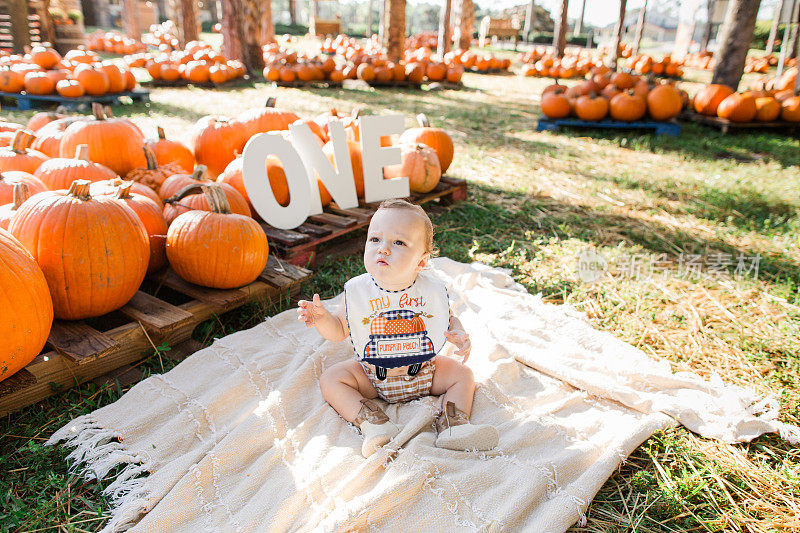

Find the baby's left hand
[[444, 329, 471, 363]]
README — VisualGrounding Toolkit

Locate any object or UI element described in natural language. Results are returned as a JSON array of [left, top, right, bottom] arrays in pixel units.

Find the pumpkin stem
[[190, 165, 207, 181], [416, 113, 431, 127], [114, 180, 134, 199], [143, 146, 158, 170], [74, 144, 90, 161], [157, 126, 166, 139], [266, 96, 276, 108], [104, 106, 114, 118], [91, 102, 106, 120], [352, 106, 362, 119], [11, 129, 36, 153], [67, 179, 92, 200], [329, 108, 338, 116], [202, 184, 231, 214], [12, 182, 30, 209]]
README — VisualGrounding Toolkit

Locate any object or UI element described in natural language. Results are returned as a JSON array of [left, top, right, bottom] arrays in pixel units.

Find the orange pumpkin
[[693, 84, 735, 116], [754, 97, 780, 121], [609, 93, 647, 122], [73, 63, 110, 95], [23, 71, 55, 95], [29, 46, 61, 69], [35, 144, 117, 190], [541, 93, 571, 119], [0, 171, 48, 204], [384, 142, 441, 193], [611, 72, 636, 89], [162, 178, 251, 226], [781, 96, 800, 122], [98, 61, 126, 93], [0, 130, 50, 173], [716, 93, 757, 122], [0, 182, 32, 230], [0, 69, 25, 93], [166, 184, 268, 289], [145, 126, 195, 173], [646, 84, 683, 120], [125, 146, 184, 194], [398, 114, 454, 174], [9, 180, 149, 320], [31, 116, 82, 157], [190, 115, 249, 178], [237, 98, 301, 137], [89, 177, 162, 206], [574, 94, 609, 121], [112, 181, 169, 273], [59, 103, 146, 176], [323, 139, 364, 198], [26, 112, 65, 132], [0, 228, 53, 382]]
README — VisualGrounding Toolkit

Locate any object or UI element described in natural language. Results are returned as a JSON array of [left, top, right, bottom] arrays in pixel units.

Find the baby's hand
[[444, 330, 471, 363], [297, 294, 325, 327]]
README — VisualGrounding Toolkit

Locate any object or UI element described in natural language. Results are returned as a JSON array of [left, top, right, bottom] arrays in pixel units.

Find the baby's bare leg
[[319, 360, 380, 422], [429, 355, 476, 416]]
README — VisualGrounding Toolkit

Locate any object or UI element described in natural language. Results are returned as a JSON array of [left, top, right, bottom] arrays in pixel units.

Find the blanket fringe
[[46, 415, 152, 532]]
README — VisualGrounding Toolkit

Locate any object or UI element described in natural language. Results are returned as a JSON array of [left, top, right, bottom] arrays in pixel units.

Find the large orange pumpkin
[[73, 63, 110, 95], [112, 181, 168, 273], [693, 84, 735, 116], [59, 103, 146, 176], [31, 116, 83, 157], [190, 115, 248, 179], [9, 180, 149, 320], [398, 114, 454, 174], [574, 94, 609, 121], [125, 146, 184, 194], [215, 153, 291, 211], [0, 228, 53, 383], [236, 98, 301, 137], [34, 144, 117, 190], [646, 84, 683, 121], [0, 171, 48, 204], [780, 96, 800, 122], [609, 93, 647, 122], [755, 97, 781, 121], [384, 142, 442, 193], [541, 93, 571, 119], [716, 93, 757, 122], [0, 130, 50, 173], [162, 178, 251, 226], [26, 112, 65, 132], [89, 177, 161, 206], [166, 184, 268, 289], [0, 69, 25, 93]]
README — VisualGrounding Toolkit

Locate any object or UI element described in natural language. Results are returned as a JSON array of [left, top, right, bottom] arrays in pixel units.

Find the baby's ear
[[417, 252, 431, 271]]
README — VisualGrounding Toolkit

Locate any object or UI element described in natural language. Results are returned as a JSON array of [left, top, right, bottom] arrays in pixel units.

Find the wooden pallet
[[0, 89, 151, 110], [681, 111, 800, 134], [261, 175, 467, 266], [536, 117, 681, 136], [0, 256, 311, 416]]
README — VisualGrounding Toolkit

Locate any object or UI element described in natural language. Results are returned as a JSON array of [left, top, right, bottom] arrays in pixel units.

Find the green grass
[[2, 63, 800, 532]]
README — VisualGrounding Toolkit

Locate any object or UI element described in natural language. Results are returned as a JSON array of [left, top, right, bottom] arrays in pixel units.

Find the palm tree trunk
[[766, 0, 785, 55], [632, 0, 648, 55], [437, 0, 452, 56], [607, 0, 627, 70], [700, 0, 716, 52], [122, 0, 141, 39], [711, 0, 762, 90], [385, 0, 405, 62], [552, 0, 569, 58]]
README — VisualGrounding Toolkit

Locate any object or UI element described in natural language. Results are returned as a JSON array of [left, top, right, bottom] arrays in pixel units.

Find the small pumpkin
[[236, 97, 301, 138], [125, 146, 184, 194], [166, 183, 268, 289], [73, 63, 110, 95], [31, 116, 83, 157], [0, 130, 50, 173], [0, 228, 53, 383], [145, 126, 195, 173], [398, 114, 454, 174], [90, 177, 162, 206], [9, 180, 149, 320], [216, 154, 291, 210], [383, 142, 441, 193], [112, 181, 168, 273], [26, 112, 65, 132]]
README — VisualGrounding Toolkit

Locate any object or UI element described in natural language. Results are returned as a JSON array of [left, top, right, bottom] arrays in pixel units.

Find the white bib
[[344, 272, 450, 370]]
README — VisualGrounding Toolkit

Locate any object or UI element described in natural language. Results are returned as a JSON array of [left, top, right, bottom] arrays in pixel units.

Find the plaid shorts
[[360, 360, 436, 404]]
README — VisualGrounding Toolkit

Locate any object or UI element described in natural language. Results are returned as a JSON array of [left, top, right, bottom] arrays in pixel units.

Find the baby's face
[[364, 208, 429, 290]]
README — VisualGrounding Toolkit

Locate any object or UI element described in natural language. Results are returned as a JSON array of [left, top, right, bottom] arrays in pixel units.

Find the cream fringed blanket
[[49, 259, 799, 533]]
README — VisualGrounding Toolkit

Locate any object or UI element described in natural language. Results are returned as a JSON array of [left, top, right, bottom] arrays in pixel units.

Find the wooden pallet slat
[[536, 117, 681, 136], [150, 269, 249, 309], [681, 111, 800, 134], [260, 223, 312, 246], [0, 88, 150, 110], [47, 322, 120, 363], [119, 291, 194, 333], [308, 212, 358, 227]]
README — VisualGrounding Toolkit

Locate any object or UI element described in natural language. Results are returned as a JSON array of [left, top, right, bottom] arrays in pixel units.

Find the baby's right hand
[[297, 294, 325, 327]]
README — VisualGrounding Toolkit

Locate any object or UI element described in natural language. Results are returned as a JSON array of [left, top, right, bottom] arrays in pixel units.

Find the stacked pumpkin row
[[749, 66, 800, 94], [691, 83, 800, 123], [125, 41, 246, 85], [0, 46, 137, 97], [86, 30, 147, 55], [518, 49, 603, 79], [540, 74, 687, 123], [142, 21, 182, 52], [627, 54, 683, 78]]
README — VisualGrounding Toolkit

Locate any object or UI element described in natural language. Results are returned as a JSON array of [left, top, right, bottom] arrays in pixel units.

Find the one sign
[[241, 114, 409, 229]]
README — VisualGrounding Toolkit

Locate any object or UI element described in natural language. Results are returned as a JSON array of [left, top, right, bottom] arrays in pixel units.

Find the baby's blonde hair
[[376, 199, 436, 256]]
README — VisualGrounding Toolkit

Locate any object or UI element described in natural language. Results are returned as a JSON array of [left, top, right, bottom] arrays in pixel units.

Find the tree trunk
[[700, 0, 716, 52], [523, 0, 535, 40], [607, 0, 627, 70], [454, 0, 474, 50], [289, 0, 297, 24], [122, 0, 141, 39], [221, 0, 242, 60], [378, 0, 387, 46], [437, 0, 452, 56], [711, 0, 762, 90], [573, 0, 586, 36], [632, 0, 647, 55], [221, 0, 269, 74], [366, 0, 373, 36], [552, 0, 569, 58], [10, 0, 31, 53], [180, 0, 199, 45], [385, 0, 405, 62], [766, 0, 785, 54], [790, 0, 800, 59], [262, 0, 275, 44]]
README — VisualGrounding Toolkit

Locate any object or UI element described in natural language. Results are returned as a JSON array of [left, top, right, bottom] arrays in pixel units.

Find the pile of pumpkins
[[627, 54, 683, 78], [85, 30, 147, 55], [0, 46, 137, 97], [540, 72, 688, 122], [519, 48, 603, 79], [749, 66, 800, 94], [142, 21, 182, 52], [691, 83, 800, 122], [125, 41, 246, 85], [0, 102, 455, 383], [262, 38, 465, 86]]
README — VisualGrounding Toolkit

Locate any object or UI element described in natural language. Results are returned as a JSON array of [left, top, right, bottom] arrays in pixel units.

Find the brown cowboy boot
[[435, 401, 499, 451], [354, 399, 401, 458]]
